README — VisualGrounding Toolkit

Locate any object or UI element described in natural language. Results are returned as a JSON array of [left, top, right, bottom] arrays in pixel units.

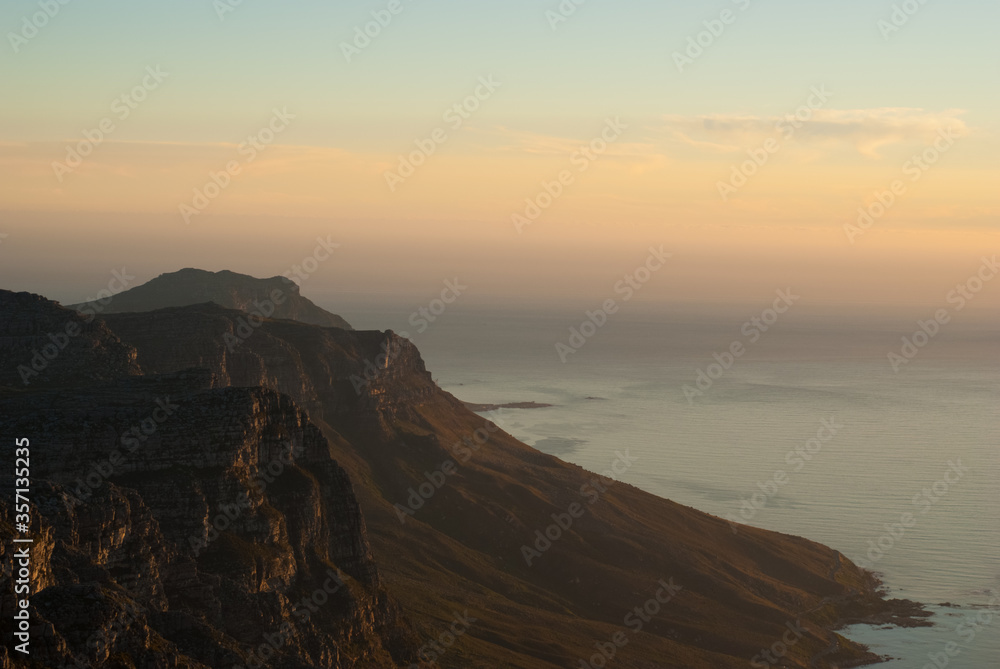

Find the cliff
[[91, 297, 923, 668], [0, 291, 140, 389], [0, 294, 415, 668]]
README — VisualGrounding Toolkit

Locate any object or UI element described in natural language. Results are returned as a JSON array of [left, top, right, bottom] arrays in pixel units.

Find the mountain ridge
[[0, 275, 930, 668], [69, 268, 352, 330], [0, 294, 417, 667], [95, 287, 927, 667]]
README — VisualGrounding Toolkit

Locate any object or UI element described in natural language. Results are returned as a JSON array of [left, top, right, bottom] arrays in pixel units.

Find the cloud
[[659, 108, 971, 158]]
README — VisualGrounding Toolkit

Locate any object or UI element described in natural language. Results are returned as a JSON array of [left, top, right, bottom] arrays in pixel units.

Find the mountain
[[0, 282, 928, 668], [0, 290, 140, 389], [69, 268, 352, 330], [0, 293, 413, 668], [96, 299, 928, 667]]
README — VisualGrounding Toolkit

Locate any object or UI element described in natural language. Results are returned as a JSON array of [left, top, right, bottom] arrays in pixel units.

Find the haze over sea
[[342, 299, 999, 668]]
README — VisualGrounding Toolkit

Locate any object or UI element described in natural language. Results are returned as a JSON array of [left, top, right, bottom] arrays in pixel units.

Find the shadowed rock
[[0, 292, 415, 668], [0, 290, 140, 389], [69, 268, 352, 330]]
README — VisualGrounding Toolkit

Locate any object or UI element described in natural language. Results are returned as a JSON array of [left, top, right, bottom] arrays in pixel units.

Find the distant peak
[[68, 268, 350, 329]]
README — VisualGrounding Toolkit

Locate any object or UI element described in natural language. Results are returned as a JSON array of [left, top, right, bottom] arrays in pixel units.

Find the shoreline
[[462, 400, 554, 411]]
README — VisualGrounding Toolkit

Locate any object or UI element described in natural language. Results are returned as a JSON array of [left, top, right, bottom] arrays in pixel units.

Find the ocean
[[341, 300, 999, 668]]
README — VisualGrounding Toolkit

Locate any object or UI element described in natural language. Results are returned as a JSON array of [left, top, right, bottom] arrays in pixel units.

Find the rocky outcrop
[[0, 291, 140, 389], [0, 293, 414, 668], [102, 303, 435, 428], [70, 269, 352, 330]]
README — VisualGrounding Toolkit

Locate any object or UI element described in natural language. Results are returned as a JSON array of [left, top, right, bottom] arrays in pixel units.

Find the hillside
[[69, 268, 352, 330], [0, 292, 412, 668], [96, 298, 927, 668]]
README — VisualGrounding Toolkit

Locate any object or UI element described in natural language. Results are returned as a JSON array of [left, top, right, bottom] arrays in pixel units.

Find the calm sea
[[341, 300, 999, 668]]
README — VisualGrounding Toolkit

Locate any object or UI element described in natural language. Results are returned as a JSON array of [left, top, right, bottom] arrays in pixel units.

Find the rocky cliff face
[[92, 297, 922, 668], [0, 291, 140, 389], [102, 303, 435, 429], [69, 269, 352, 330], [0, 293, 415, 668]]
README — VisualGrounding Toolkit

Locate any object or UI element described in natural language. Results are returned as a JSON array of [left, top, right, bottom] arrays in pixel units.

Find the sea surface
[[342, 301, 999, 667]]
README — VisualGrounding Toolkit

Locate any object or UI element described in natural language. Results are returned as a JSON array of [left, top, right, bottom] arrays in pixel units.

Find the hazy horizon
[[2, 210, 998, 316]]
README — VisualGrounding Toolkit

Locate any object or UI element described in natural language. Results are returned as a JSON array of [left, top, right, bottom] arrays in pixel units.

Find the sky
[[0, 0, 997, 314]]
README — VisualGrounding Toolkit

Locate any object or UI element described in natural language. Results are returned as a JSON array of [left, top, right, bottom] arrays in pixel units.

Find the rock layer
[[0, 294, 413, 668], [0, 291, 140, 389]]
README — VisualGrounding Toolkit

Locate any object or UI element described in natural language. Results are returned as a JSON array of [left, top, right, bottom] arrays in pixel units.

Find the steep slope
[[102, 301, 925, 668], [70, 268, 352, 330], [0, 293, 414, 668]]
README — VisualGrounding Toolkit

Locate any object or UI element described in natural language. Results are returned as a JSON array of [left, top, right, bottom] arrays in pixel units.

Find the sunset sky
[[1, 0, 997, 311]]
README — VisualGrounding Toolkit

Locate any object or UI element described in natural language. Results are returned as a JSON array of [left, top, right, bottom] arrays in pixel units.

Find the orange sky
[[1, 1, 996, 313]]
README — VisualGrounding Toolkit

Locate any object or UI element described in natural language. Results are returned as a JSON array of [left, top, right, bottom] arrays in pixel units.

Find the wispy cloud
[[659, 108, 971, 158]]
